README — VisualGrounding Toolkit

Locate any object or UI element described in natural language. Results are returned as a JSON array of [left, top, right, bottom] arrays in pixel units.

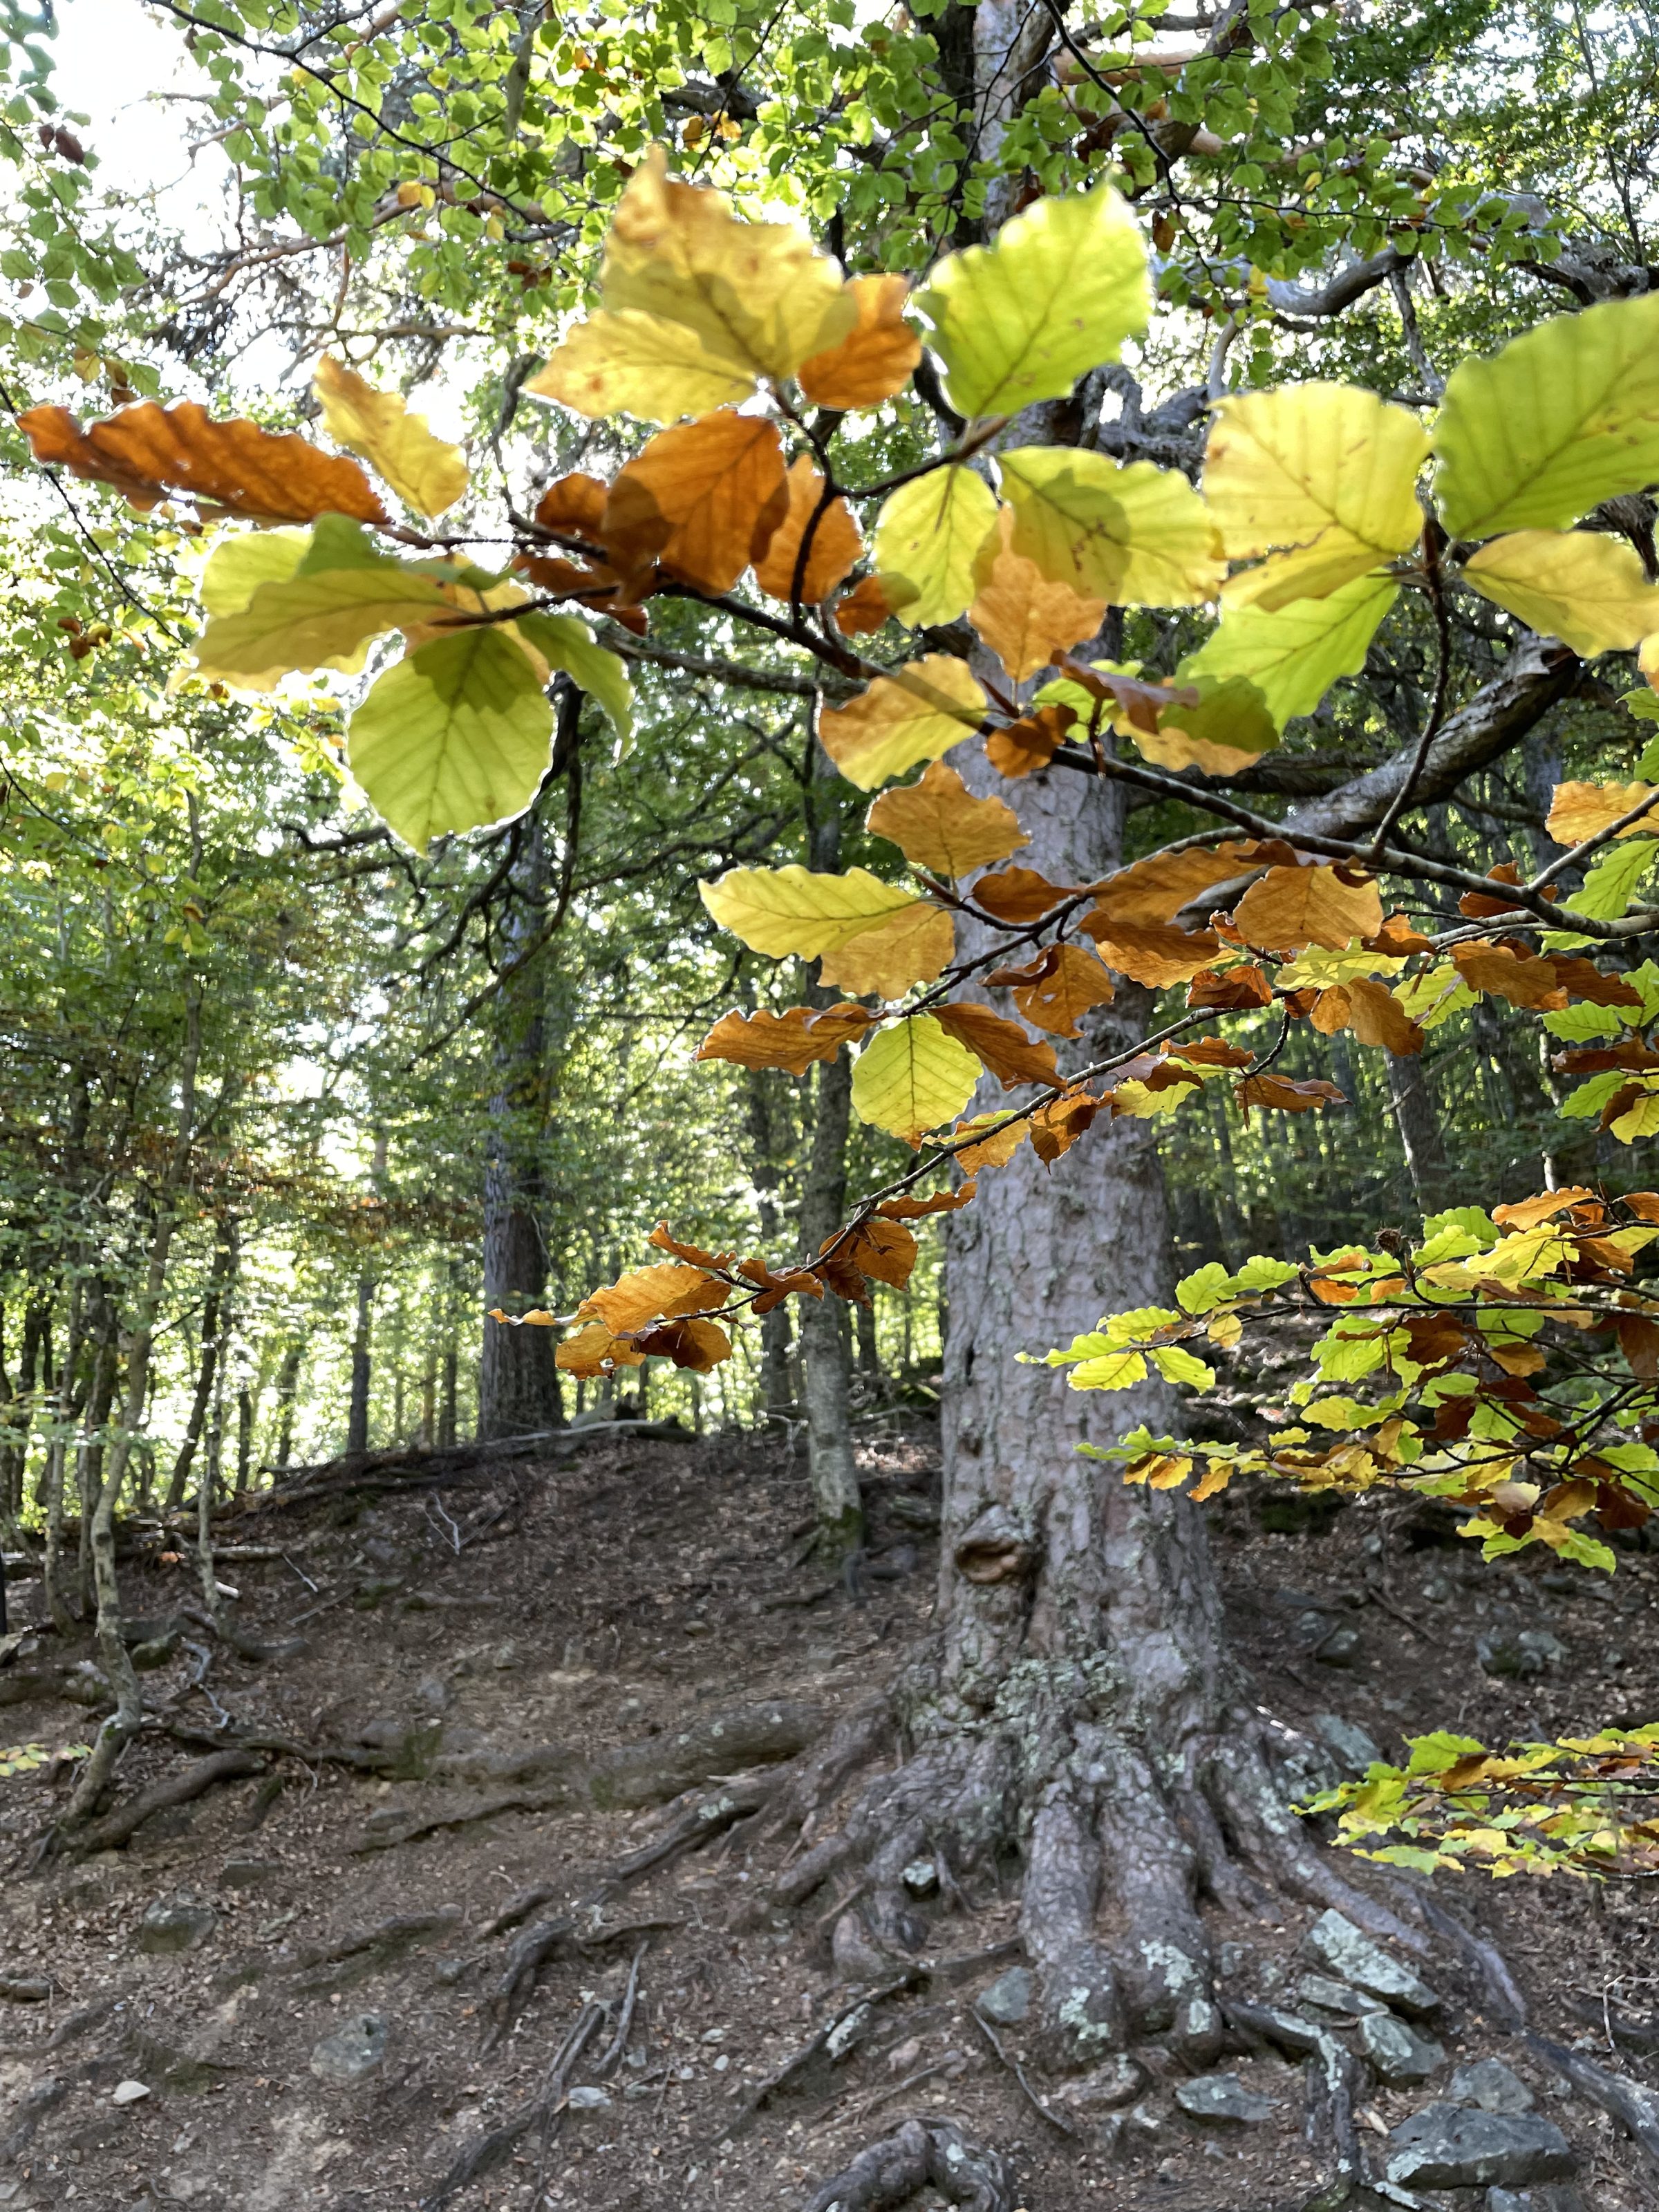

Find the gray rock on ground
[[1486, 2188, 1585, 2212], [1312, 1712, 1384, 1773], [1359, 2010, 1444, 2085], [1452, 2057, 1535, 2112], [1300, 1911, 1440, 2016], [1297, 1971, 1385, 2017], [975, 1967, 1033, 2026], [309, 2012, 388, 2085], [1174, 2072, 1274, 2125], [1385, 2103, 1577, 2190], [136, 1897, 218, 1955]]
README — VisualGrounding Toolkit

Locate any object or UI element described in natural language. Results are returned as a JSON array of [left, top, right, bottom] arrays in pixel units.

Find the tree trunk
[[744, 1062, 796, 1420], [346, 1266, 374, 1457], [798, 1052, 863, 1555], [272, 1336, 303, 1471], [1385, 1052, 1452, 1215], [165, 1212, 237, 1510], [478, 816, 563, 1440]]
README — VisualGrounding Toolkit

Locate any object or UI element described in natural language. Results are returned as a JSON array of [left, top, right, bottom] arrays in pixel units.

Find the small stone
[[976, 1967, 1033, 2027], [137, 1897, 218, 1956], [885, 2037, 923, 2075], [565, 2086, 611, 2110], [1385, 2104, 1577, 2190], [1487, 2188, 1586, 2212], [900, 1857, 939, 1899], [1359, 2012, 1444, 2086], [1174, 2072, 1274, 2126], [1452, 2059, 1535, 2114], [309, 2012, 388, 2086], [1296, 1972, 1385, 2018], [1314, 1624, 1362, 1667], [1313, 1712, 1385, 1774], [830, 1911, 891, 1985], [219, 1859, 279, 1890], [1217, 1942, 1248, 1981], [1477, 1628, 1566, 1679], [1239, 2003, 1331, 2056], [1300, 1911, 1440, 2016], [413, 1674, 452, 1712], [111, 2080, 151, 2106], [1061, 2054, 1145, 2112], [1125, 2097, 1166, 2143]]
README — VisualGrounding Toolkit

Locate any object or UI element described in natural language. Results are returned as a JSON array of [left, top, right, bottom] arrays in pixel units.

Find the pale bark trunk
[[1385, 1053, 1452, 1214], [798, 1053, 862, 1554]]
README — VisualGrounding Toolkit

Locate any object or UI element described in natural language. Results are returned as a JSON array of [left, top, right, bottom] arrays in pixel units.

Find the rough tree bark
[[478, 811, 563, 1441]]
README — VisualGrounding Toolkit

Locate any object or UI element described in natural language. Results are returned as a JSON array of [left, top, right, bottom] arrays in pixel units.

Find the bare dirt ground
[[0, 1418, 1654, 2211]]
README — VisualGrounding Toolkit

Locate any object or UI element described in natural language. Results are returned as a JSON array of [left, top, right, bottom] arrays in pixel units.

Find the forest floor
[[0, 1418, 1655, 2212]]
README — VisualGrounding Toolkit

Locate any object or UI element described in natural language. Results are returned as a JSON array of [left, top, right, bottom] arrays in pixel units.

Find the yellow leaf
[[527, 145, 851, 424], [751, 456, 863, 604], [851, 1015, 984, 1143], [1546, 780, 1659, 845], [555, 1322, 646, 1375], [816, 656, 987, 789], [968, 512, 1106, 679], [1463, 529, 1659, 656], [870, 465, 1000, 628], [603, 411, 788, 594], [1206, 384, 1429, 610], [817, 904, 955, 999], [797, 274, 921, 409], [998, 447, 1224, 606], [313, 355, 469, 520], [579, 1260, 728, 1332], [700, 863, 918, 957], [865, 760, 1029, 877], [952, 1112, 1029, 1172]]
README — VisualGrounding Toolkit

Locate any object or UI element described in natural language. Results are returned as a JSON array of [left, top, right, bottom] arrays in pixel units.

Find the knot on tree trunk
[[952, 1506, 1035, 1586]]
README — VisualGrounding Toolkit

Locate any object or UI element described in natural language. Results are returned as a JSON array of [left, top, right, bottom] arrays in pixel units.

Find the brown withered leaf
[[1170, 1036, 1255, 1069], [603, 409, 788, 594], [516, 549, 656, 628], [696, 1003, 874, 1076], [578, 1260, 729, 1333], [866, 761, 1028, 878], [1365, 911, 1438, 955], [1544, 955, 1643, 1008], [951, 1112, 1029, 1172], [536, 471, 610, 538], [1622, 1192, 1659, 1221], [1031, 1087, 1104, 1163], [1311, 976, 1425, 1056], [631, 1315, 733, 1369], [986, 702, 1076, 779], [1056, 657, 1194, 737], [797, 274, 921, 409], [972, 864, 1078, 925], [1456, 860, 1555, 919], [19, 400, 389, 524], [1085, 918, 1223, 988], [1232, 863, 1384, 952], [876, 1181, 980, 1220], [647, 1222, 733, 1268], [1187, 963, 1273, 1011], [736, 1256, 825, 1315], [986, 941, 1116, 1038], [935, 1002, 1060, 1089], [1091, 841, 1259, 929], [1451, 941, 1569, 1011], [1235, 1072, 1345, 1116], [818, 1217, 919, 1300], [1492, 1188, 1596, 1230], [751, 456, 863, 603], [969, 518, 1105, 682], [834, 574, 897, 635]]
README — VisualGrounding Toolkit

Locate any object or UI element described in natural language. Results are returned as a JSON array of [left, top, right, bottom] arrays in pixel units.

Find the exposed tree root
[[66, 1745, 267, 1855], [801, 2118, 1014, 2212], [1526, 2033, 1659, 2183]]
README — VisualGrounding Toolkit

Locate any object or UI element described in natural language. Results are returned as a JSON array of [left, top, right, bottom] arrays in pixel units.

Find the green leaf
[[195, 562, 456, 691], [1176, 1261, 1234, 1315], [913, 184, 1148, 421], [513, 611, 634, 744], [347, 627, 554, 850], [870, 465, 1000, 628], [1434, 294, 1659, 538], [1176, 575, 1397, 731], [1150, 1344, 1216, 1389], [850, 1015, 982, 1143], [1571, 836, 1658, 921], [997, 447, 1224, 607], [1232, 1255, 1299, 1292], [198, 525, 309, 617]]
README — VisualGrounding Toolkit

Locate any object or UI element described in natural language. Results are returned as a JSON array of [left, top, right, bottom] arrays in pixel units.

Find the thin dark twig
[[1367, 523, 1452, 862]]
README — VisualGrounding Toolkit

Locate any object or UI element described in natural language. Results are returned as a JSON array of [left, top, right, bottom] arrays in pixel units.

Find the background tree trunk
[[165, 1211, 236, 1510]]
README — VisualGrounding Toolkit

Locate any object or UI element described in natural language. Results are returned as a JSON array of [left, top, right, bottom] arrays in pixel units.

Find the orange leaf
[[1491, 1188, 1596, 1230], [819, 1217, 919, 1298], [1084, 917, 1222, 987], [972, 865, 1077, 925], [1365, 911, 1437, 955], [796, 274, 919, 409], [647, 1222, 733, 1268], [1622, 1192, 1659, 1222], [935, 1002, 1060, 1089], [751, 456, 864, 603], [1172, 1035, 1254, 1069], [578, 1261, 729, 1333], [834, 574, 897, 635], [603, 410, 788, 593], [986, 941, 1117, 1038], [695, 1003, 875, 1076], [535, 471, 609, 538], [1235, 1072, 1346, 1116], [866, 761, 1028, 877], [1031, 1087, 1104, 1163], [1091, 841, 1260, 929], [19, 400, 389, 524], [1311, 975, 1425, 1055], [632, 1315, 733, 1370], [1544, 955, 1642, 1008], [969, 519, 1105, 682], [555, 1322, 646, 1376], [1232, 863, 1384, 952], [1187, 963, 1273, 1011], [736, 1257, 825, 1315], [1456, 861, 1555, 919], [952, 1113, 1029, 1172], [986, 702, 1076, 779], [876, 1179, 979, 1219], [1451, 941, 1569, 1011]]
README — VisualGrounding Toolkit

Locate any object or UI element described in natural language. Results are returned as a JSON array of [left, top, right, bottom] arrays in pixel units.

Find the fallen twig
[[972, 2014, 1077, 2136]]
